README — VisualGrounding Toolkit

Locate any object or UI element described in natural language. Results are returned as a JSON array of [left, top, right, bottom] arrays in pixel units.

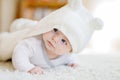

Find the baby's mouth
[[47, 41, 55, 48]]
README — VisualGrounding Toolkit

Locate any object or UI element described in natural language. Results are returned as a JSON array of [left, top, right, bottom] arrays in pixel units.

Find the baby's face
[[42, 28, 72, 56]]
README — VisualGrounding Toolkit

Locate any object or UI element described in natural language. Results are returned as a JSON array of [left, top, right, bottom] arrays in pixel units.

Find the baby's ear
[[89, 18, 104, 30]]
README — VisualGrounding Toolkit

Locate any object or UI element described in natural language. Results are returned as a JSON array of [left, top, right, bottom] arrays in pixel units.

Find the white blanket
[[0, 54, 120, 80]]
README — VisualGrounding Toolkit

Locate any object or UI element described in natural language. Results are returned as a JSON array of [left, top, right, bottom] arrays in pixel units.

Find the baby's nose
[[52, 35, 58, 43]]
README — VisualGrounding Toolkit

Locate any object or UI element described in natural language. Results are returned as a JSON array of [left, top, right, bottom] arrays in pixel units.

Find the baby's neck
[[45, 48, 60, 60]]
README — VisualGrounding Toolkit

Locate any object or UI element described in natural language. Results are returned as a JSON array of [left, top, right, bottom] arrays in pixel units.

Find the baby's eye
[[53, 28, 58, 32], [61, 39, 67, 45]]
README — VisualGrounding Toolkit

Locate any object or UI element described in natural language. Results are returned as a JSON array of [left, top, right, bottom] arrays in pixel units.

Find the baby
[[0, 0, 103, 75], [12, 28, 78, 74]]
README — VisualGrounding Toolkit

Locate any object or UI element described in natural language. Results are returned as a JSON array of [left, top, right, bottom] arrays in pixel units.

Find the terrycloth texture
[[0, 0, 103, 61], [10, 18, 38, 32], [0, 54, 120, 80]]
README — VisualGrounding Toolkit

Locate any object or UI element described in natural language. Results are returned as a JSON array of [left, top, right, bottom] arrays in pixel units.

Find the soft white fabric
[[0, 28, 34, 61], [12, 37, 76, 72], [10, 18, 38, 32], [0, 0, 103, 61]]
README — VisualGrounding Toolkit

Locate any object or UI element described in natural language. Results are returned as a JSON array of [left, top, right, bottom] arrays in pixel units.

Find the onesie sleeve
[[12, 40, 35, 72], [65, 54, 79, 65]]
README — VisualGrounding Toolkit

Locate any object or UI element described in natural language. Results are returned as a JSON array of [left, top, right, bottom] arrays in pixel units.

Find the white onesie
[[12, 37, 76, 72]]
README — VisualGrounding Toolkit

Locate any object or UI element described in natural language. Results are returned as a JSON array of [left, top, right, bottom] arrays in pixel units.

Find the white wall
[[82, 0, 120, 54]]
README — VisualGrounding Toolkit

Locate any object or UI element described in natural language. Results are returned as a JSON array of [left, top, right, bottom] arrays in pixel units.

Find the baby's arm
[[65, 54, 79, 68], [12, 41, 44, 74]]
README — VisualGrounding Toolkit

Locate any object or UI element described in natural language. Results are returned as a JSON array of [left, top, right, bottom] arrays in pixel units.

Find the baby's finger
[[29, 70, 43, 75], [38, 70, 44, 74], [34, 69, 44, 74]]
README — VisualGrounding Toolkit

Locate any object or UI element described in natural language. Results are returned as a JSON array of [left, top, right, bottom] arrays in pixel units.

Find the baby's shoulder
[[17, 37, 42, 47]]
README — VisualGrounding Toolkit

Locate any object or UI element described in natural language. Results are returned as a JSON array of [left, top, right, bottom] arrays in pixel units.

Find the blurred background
[[0, 0, 120, 54]]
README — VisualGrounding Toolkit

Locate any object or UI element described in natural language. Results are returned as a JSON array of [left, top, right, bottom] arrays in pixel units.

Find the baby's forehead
[[56, 29, 67, 37], [59, 30, 70, 42], [52, 28, 70, 43]]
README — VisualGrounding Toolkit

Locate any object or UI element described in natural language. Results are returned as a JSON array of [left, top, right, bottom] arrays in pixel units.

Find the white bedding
[[0, 54, 120, 80]]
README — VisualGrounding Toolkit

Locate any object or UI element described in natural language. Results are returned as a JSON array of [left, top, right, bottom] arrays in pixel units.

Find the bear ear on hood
[[89, 18, 104, 30]]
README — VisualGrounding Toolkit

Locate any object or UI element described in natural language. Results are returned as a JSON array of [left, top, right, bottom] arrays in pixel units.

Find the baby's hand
[[67, 63, 79, 68], [28, 66, 44, 74]]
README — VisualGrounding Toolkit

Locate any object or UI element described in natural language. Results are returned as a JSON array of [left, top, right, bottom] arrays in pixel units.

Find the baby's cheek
[[55, 48, 64, 54], [60, 48, 68, 53]]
